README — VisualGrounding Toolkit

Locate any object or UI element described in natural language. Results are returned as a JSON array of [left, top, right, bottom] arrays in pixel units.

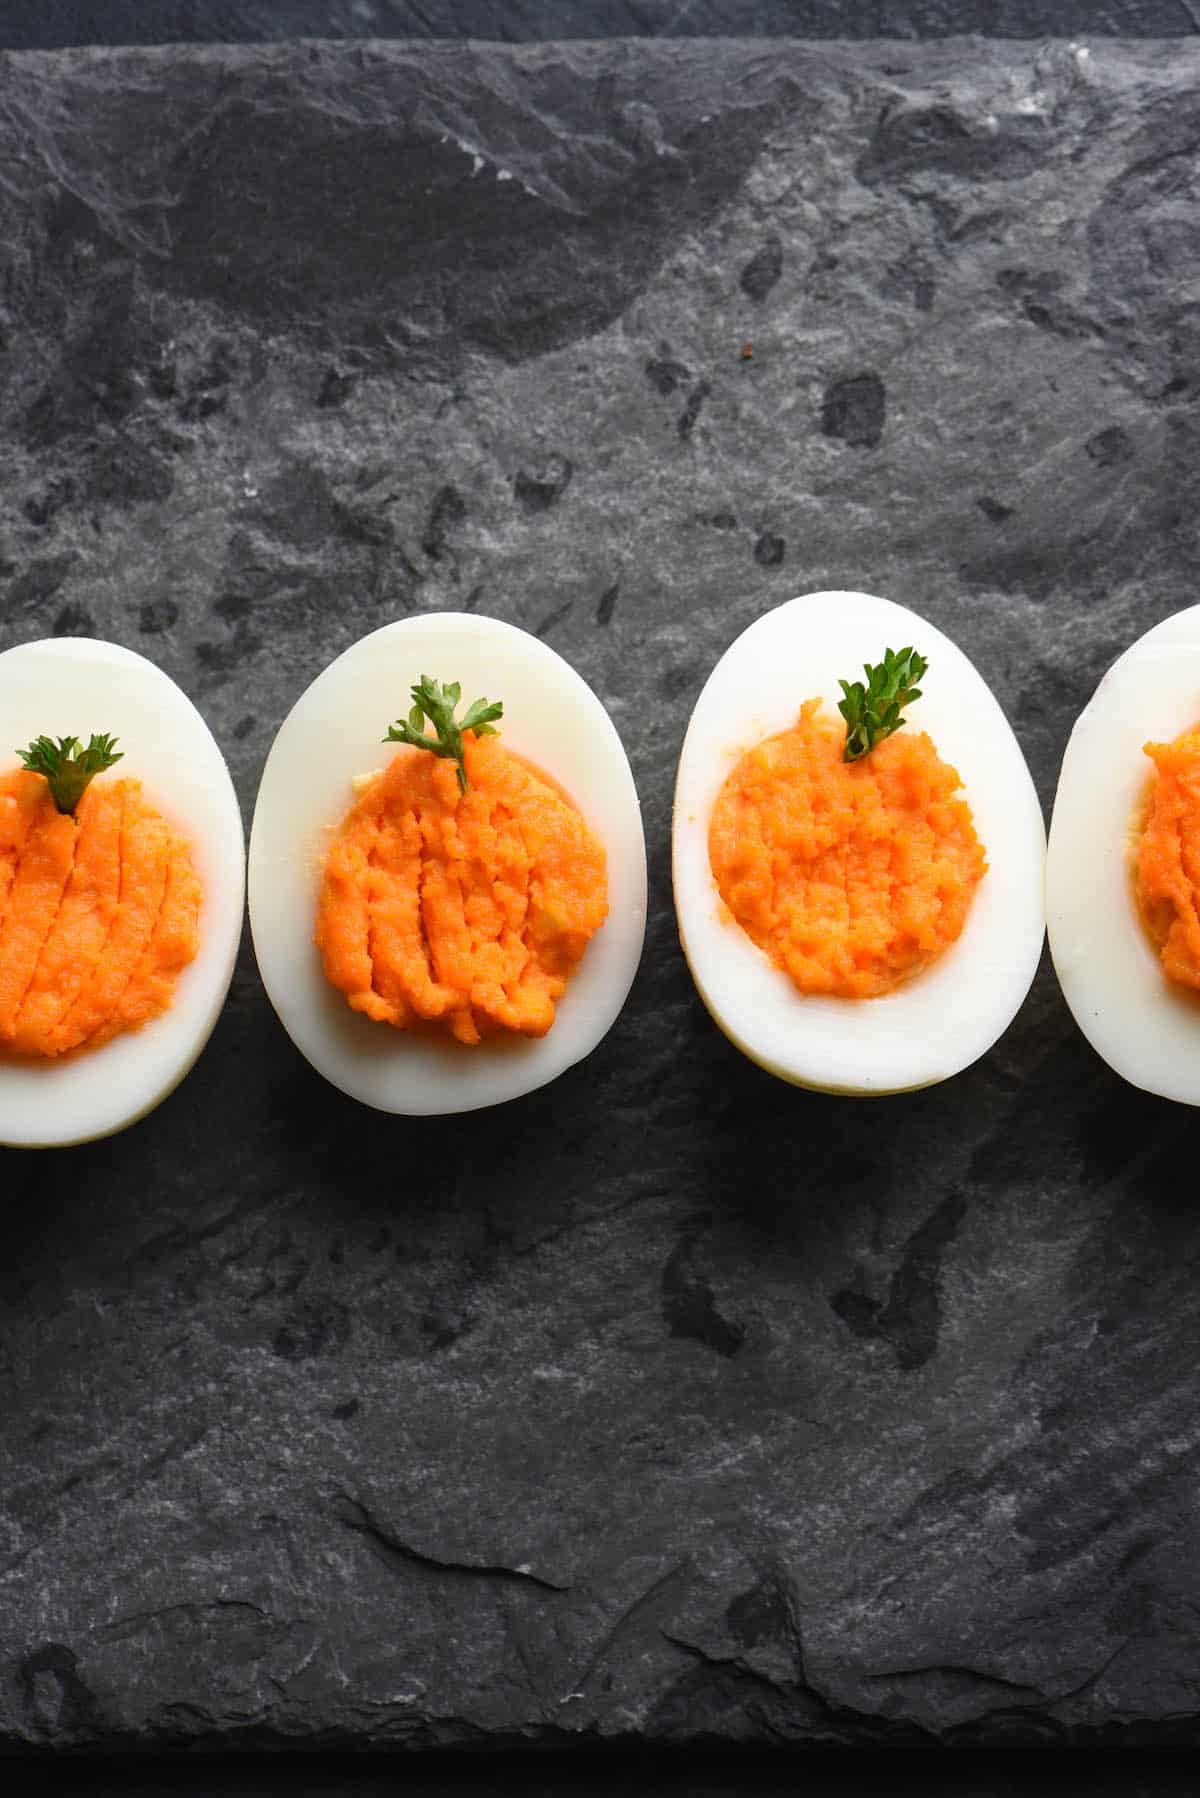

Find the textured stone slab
[[8, 1, 1200, 52], [2, 37, 1200, 1752]]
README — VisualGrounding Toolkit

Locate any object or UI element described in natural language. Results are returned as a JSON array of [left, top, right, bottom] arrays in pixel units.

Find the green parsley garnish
[[384, 676, 503, 795], [838, 647, 928, 762], [17, 733, 123, 814]]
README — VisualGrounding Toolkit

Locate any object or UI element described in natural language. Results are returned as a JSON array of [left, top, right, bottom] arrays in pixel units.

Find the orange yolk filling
[[315, 732, 608, 1045], [708, 699, 987, 999], [0, 769, 202, 1058], [1136, 726, 1200, 991]]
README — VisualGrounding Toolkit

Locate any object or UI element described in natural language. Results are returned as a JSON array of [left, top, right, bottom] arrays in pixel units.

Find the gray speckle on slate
[[1, 36, 1200, 1753]]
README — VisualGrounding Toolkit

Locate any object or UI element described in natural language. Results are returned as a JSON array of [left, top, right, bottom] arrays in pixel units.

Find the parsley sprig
[[384, 676, 503, 794], [838, 647, 928, 762], [17, 733, 123, 814]]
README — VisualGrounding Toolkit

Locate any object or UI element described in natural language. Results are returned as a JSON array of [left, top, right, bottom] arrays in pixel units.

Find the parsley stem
[[384, 677, 503, 794], [838, 648, 928, 761], [17, 734, 123, 814]]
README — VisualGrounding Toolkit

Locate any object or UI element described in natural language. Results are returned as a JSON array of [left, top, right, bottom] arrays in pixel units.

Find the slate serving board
[[2, 36, 1200, 1753], [11, 1, 1200, 52]]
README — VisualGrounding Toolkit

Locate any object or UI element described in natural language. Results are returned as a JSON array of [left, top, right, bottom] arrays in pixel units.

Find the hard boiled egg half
[[1047, 604, 1200, 1104], [248, 612, 646, 1115], [0, 637, 245, 1148], [673, 590, 1046, 1094]]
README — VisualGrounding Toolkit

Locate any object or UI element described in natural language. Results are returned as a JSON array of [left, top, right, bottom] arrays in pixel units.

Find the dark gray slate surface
[[2, 36, 1200, 1753], [9, 1, 1200, 51]]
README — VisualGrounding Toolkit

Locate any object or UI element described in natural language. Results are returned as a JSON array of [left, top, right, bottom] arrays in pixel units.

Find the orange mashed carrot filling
[[708, 699, 986, 999], [1135, 725, 1200, 991], [315, 732, 608, 1045], [0, 769, 201, 1058]]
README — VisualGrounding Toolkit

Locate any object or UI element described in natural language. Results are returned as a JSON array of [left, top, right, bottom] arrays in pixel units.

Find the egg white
[[672, 590, 1046, 1095], [247, 613, 647, 1115], [1047, 603, 1200, 1105], [0, 637, 245, 1148]]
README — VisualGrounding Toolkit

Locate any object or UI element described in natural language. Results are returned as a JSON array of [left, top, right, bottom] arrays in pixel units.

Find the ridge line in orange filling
[[0, 770, 202, 1059], [708, 699, 987, 999], [1136, 725, 1200, 992], [315, 732, 609, 1045]]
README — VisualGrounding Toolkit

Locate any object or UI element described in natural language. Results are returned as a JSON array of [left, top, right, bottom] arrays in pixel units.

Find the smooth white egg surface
[[673, 590, 1046, 1095], [248, 612, 647, 1115], [1047, 604, 1200, 1105], [0, 637, 245, 1148]]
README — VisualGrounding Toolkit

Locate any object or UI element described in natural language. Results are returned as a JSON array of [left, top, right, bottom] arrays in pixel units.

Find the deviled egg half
[[1048, 603, 1200, 1105], [0, 637, 245, 1148], [248, 612, 646, 1115], [673, 590, 1046, 1094]]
